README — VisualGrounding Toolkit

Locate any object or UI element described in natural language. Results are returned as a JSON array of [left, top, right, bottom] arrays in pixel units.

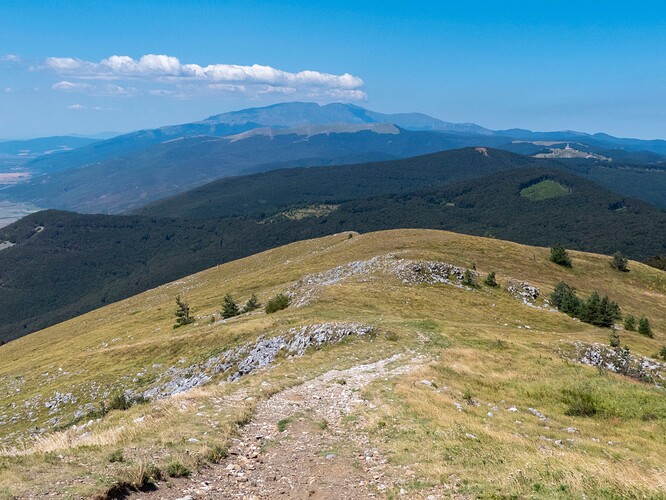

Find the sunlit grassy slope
[[0, 229, 665, 498]]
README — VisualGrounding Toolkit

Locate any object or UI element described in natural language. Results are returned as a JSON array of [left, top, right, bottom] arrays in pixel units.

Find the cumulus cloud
[[42, 54, 366, 100], [67, 104, 85, 110], [1, 54, 21, 62]]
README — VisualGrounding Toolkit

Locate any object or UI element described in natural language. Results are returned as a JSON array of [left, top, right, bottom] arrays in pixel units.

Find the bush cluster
[[551, 282, 620, 328], [550, 244, 572, 268], [609, 328, 621, 348], [484, 271, 498, 287], [610, 251, 629, 272], [462, 269, 478, 287], [638, 317, 653, 338], [221, 294, 240, 319], [265, 293, 290, 314], [222, 293, 261, 319], [165, 461, 191, 478]]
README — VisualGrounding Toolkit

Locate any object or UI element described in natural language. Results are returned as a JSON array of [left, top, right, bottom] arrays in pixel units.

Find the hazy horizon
[[3, 1, 666, 140]]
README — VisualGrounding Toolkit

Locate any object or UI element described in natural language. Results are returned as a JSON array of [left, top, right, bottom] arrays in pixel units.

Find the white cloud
[[67, 103, 115, 111], [102, 84, 134, 96], [45, 57, 85, 70], [1, 54, 21, 62], [4, 87, 16, 93], [53, 80, 92, 92], [42, 54, 366, 100], [148, 89, 177, 96], [53, 81, 136, 97]]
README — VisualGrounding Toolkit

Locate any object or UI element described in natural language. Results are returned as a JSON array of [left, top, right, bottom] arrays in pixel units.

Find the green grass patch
[[520, 179, 572, 201], [277, 417, 294, 432]]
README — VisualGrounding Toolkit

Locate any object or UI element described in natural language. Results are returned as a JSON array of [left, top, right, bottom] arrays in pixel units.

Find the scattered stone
[[528, 408, 547, 421], [563, 342, 666, 388], [506, 280, 540, 306]]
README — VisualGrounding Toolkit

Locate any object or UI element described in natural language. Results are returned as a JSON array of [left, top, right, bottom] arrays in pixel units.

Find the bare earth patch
[[133, 354, 424, 499]]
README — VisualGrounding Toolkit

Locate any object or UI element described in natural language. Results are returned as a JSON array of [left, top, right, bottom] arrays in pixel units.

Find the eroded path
[[133, 354, 421, 499]]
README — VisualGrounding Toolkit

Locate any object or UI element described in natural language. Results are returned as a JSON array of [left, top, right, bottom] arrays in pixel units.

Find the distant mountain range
[[5, 127, 517, 213], [2, 102, 666, 215], [201, 101, 492, 133]]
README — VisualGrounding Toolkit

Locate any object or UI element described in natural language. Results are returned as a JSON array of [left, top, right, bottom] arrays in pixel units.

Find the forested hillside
[[1, 155, 664, 342]]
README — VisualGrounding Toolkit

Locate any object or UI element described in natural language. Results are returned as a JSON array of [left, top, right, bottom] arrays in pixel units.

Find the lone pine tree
[[174, 295, 193, 328]]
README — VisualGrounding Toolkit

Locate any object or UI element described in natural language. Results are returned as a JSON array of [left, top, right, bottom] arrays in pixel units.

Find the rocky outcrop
[[507, 279, 540, 305], [563, 342, 666, 388], [290, 258, 384, 307], [394, 261, 476, 288], [0, 322, 377, 447], [141, 322, 376, 398], [291, 256, 480, 308]]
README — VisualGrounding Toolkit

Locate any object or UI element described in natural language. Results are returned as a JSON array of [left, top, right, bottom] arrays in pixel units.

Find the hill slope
[[136, 147, 666, 221], [0, 229, 664, 498], [1, 151, 664, 343], [135, 147, 540, 219]]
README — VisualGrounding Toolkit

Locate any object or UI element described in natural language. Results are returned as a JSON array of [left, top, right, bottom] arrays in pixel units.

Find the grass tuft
[[562, 385, 597, 417], [164, 460, 191, 478]]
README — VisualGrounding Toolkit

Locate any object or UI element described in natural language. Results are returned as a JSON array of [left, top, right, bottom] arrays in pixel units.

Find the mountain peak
[[199, 101, 491, 134]]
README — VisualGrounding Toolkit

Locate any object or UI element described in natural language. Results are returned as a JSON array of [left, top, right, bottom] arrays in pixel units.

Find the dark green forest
[[137, 149, 666, 221], [1, 151, 664, 342]]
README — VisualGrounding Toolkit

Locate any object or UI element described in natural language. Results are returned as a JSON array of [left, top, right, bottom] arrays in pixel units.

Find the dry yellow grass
[[0, 229, 664, 498]]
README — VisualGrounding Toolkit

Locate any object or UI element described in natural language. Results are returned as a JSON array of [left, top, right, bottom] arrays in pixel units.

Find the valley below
[[0, 200, 39, 229]]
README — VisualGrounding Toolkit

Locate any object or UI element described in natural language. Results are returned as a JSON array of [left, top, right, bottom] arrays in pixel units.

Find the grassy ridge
[[1, 156, 665, 343], [0, 229, 664, 497]]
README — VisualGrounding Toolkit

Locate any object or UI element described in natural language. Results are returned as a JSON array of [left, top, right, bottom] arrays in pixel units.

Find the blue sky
[[1, 0, 666, 138]]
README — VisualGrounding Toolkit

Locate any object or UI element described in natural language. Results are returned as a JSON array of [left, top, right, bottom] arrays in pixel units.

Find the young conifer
[[241, 293, 260, 313], [550, 244, 572, 268], [174, 295, 193, 328], [638, 317, 653, 338], [222, 294, 240, 319]]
